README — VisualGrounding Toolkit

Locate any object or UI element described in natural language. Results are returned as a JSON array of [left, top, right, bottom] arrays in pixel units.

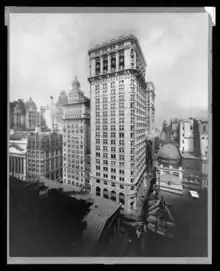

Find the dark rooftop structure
[[10, 131, 29, 141], [81, 197, 121, 256]]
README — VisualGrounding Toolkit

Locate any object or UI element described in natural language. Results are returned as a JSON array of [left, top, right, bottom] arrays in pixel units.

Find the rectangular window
[[103, 111, 108, 117], [111, 154, 116, 159], [103, 160, 108, 165], [111, 82, 115, 88], [103, 146, 108, 152], [103, 152, 108, 158], [119, 155, 124, 161], [119, 95, 124, 101], [103, 139, 108, 145], [119, 103, 124, 109], [103, 125, 108, 131], [103, 97, 108, 103], [111, 132, 116, 138], [111, 89, 116, 95], [111, 96, 116, 102], [111, 103, 116, 109], [103, 132, 108, 138], [103, 118, 108, 124], [119, 110, 124, 116], [111, 146, 116, 152]]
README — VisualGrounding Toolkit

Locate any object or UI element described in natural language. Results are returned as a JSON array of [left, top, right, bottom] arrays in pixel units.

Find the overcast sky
[[9, 12, 209, 127]]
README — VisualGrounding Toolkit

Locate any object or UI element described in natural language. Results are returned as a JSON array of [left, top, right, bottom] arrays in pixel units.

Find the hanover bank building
[[88, 34, 148, 212]]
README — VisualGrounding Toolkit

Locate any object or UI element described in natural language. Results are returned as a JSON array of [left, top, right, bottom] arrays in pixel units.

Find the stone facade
[[88, 34, 147, 212], [26, 127, 63, 182], [146, 82, 156, 135], [62, 77, 91, 192]]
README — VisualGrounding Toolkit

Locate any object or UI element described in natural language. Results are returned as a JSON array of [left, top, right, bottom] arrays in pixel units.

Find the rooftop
[[10, 131, 29, 141], [181, 152, 200, 159], [88, 34, 146, 66], [82, 197, 121, 246]]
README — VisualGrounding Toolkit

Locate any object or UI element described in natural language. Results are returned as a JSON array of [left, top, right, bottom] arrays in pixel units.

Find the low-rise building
[[9, 131, 29, 180], [26, 126, 63, 182]]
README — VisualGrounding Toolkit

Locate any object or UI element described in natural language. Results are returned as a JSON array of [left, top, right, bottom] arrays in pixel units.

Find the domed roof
[[60, 90, 67, 96], [158, 143, 181, 162], [25, 97, 37, 110]]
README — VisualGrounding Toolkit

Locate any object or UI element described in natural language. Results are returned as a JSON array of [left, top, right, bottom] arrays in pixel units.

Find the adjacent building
[[9, 97, 38, 131], [55, 91, 68, 132], [170, 118, 181, 144], [62, 76, 90, 191], [88, 34, 147, 212], [198, 120, 208, 176], [146, 81, 156, 135], [9, 99, 26, 130], [9, 131, 29, 180], [179, 118, 194, 153], [26, 126, 63, 182]]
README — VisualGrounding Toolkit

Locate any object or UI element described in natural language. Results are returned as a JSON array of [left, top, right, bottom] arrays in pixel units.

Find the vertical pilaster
[[100, 56, 103, 74], [23, 157, 26, 180], [14, 157, 16, 175], [116, 52, 119, 71], [108, 54, 111, 73], [9, 157, 11, 173], [91, 58, 95, 76], [49, 158, 51, 180]]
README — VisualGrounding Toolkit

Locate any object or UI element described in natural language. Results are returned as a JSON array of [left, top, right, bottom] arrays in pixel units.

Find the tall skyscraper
[[62, 76, 90, 192], [146, 81, 156, 135], [88, 34, 147, 212]]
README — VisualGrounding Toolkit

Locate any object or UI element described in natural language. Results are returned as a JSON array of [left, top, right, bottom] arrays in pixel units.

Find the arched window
[[96, 186, 101, 197], [119, 192, 125, 205], [111, 190, 116, 201], [103, 188, 108, 199]]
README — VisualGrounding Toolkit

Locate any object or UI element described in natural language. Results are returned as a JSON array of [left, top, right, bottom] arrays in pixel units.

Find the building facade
[[55, 91, 68, 132], [26, 126, 63, 182], [198, 120, 208, 176], [24, 97, 38, 130], [9, 97, 38, 131], [146, 81, 156, 135], [9, 132, 29, 180], [9, 99, 26, 130], [179, 118, 194, 153], [88, 34, 147, 212], [170, 118, 180, 144], [62, 77, 90, 191]]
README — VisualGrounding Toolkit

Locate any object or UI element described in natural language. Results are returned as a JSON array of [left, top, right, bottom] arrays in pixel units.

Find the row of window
[[96, 94, 125, 103], [96, 117, 124, 124], [95, 81, 125, 90]]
